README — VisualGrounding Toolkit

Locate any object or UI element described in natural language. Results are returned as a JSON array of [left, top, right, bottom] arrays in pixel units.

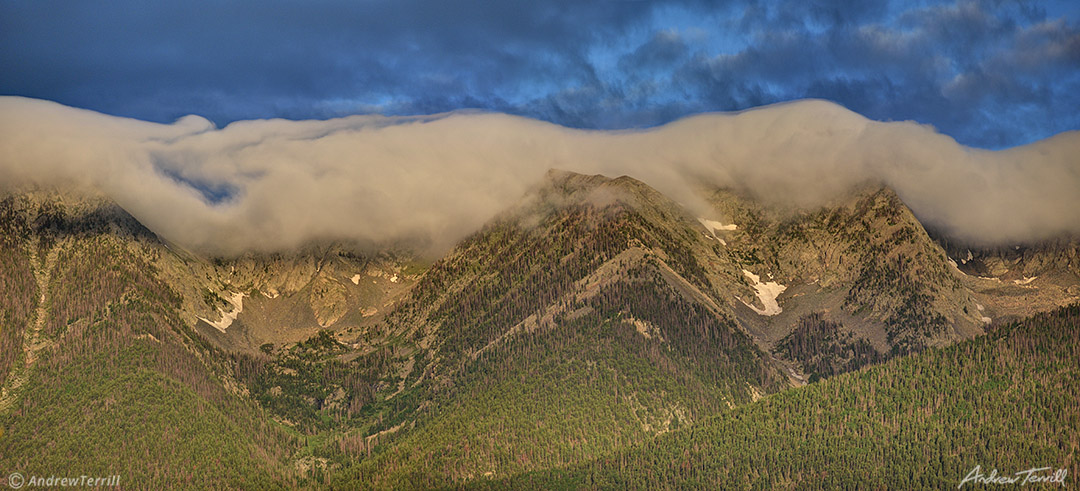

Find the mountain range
[[1, 160, 1077, 488]]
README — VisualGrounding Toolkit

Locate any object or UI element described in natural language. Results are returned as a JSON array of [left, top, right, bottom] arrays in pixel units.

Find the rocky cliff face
[[934, 234, 1080, 326], [703, 185, 990, 357]]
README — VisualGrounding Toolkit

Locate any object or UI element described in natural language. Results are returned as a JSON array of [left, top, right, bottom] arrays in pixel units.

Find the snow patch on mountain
[[702, 232, 727, 245], [698, 218, 737, 236], [740, 269, 787, 316], [197, 291, 248, 332]]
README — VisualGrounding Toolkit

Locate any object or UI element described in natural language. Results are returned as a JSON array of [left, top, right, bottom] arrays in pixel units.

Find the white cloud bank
[[1, 96, 1077, 255]]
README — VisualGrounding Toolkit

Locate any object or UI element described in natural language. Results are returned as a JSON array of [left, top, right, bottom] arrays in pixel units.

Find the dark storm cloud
[[664, 0, 1080, 147], [1, 0, 1077, 148], [618, 31, 690, 72], [0, 0, 648, 121]]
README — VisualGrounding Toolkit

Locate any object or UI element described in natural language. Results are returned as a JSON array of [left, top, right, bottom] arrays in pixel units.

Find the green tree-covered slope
[[318, 171, 789, 487], [0, 191, 300, 488], [3, 177, 1078, 490], [493, 303, 1080, 489]]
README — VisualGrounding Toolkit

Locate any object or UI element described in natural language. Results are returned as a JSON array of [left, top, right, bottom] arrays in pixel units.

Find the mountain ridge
[[1, 169, 1077, 487]]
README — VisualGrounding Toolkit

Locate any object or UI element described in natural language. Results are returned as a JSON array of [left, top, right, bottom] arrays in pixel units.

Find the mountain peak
[[540, 169, 665, 203], [543, 168, 611, 190], [0, 185, 157, 245]]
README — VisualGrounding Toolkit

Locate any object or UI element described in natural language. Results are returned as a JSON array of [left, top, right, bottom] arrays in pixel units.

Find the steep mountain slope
[[325, 170, 792, 487], [685, 182, 1078, 385], [0, 189, 300, 488], [177, 245, 422, 354], [492, 303, 1080, 489], [331, 171, 1080, 486], [2, 172, 1077, 489], [936, 234, 1080, 323], [703, 185, 988, 358], [0, 197, 36, 390], [384, 170, 787, 387]]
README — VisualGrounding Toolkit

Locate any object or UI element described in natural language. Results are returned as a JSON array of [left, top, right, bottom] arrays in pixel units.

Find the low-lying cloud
[[0, 96, 1077, 255]]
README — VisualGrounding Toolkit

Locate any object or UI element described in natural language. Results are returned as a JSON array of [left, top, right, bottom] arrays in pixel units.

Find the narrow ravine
[[0, 243, 58, 413]]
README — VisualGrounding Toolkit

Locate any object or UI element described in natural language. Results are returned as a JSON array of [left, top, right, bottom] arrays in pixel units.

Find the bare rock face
[[310, 273, 348, 327]]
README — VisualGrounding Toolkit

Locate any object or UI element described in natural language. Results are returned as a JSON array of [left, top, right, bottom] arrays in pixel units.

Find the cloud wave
[[1, 96, 1077, 255]]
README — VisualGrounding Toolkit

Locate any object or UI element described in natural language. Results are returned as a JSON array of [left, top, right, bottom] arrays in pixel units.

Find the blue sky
[[2, 0, 1077, 149]]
